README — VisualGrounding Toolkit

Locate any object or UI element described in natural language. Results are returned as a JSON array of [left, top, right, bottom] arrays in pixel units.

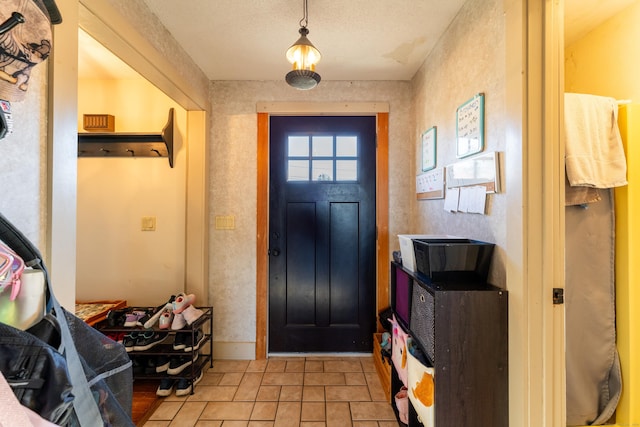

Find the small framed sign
[[421, 126, 437, 172], [456, 93, 485, 158]]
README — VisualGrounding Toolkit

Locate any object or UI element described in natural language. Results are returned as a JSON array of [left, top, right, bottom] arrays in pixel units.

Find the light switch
[[141, 216, 156, 231], [215, 215, 235, 230]]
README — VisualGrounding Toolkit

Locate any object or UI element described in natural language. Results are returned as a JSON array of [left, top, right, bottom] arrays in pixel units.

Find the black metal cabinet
[[390, 262, 508, 427]]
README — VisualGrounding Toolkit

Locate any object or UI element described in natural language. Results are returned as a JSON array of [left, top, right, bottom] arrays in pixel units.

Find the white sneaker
[[183, 304, 204, 325], [171, 312, 187, 330]]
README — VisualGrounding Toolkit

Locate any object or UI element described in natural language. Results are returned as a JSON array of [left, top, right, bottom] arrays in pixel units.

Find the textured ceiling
[[78, 0, 639, 81], [140, 0, 467, 81]]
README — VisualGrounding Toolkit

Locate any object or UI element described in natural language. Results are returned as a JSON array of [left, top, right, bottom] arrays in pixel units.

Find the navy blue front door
[[268, 116, 377, 353]]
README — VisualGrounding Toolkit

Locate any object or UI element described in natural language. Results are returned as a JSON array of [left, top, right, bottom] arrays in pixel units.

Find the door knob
[[270, 249, 280, 257]]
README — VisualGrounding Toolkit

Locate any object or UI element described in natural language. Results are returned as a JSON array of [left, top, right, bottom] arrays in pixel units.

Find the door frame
[[255, 103, 389, 359]]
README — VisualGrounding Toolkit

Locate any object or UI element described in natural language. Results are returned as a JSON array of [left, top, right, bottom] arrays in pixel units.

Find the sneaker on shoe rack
[[143, 296, 176, 329], [172, 293, 196, 314], [173, 332, 187, 350], [124, 310, 147, 327], [174, 369, 204, 397], [166, 353, 198, 375], [171, 312, 187, 330], [115, 332, 126, 344], [182, 304, 204, 326], [133, 331, 169, 352], [156, 355, 170, 373], [144, 357, 158, 375], [158, 307, 174, 330], [183, 329, 206, 352], [135, 308, 157, 327], [104, 332, 120, 342], [123, 332, 139, 352], [106, 308, 128, 327], [131, 358, 145, 376], [156, 378, 176, 397]]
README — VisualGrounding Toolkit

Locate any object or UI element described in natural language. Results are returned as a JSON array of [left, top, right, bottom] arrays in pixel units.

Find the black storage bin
[[410, 281, 435, 363], [412, 238, 494, 283]]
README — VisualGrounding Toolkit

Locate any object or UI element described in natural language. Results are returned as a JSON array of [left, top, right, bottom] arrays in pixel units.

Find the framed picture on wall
[[421, 126, 437, 172], [456, 93, 485, 158]]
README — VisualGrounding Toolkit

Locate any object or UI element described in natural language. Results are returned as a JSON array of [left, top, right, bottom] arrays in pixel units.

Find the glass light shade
[[286, 28, 321, 72]]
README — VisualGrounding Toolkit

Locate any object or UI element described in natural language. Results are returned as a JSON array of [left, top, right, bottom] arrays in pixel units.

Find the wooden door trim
[[256, 111, 389, 359], [376, 113, 390, 326], [256, 112, 269, 359]]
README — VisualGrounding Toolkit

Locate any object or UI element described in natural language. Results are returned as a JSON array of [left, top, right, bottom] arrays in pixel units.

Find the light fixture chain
[[299, 0, 309, 28]]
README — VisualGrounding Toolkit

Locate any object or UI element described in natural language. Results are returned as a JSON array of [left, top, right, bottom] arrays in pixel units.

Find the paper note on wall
[[444, 186, 486, 214], [459, 186, 486, 214], [444, 187, 459, 212]]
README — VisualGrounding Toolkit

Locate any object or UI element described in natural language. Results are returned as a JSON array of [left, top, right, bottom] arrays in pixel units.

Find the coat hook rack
[[77, 108, 175, 168]]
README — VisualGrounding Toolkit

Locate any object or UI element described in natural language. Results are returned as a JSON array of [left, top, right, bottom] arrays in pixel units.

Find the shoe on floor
[[172, 293, 196, 314], [174, 369, 204, 397], [133, 331, 169, 351], [183, 329, 206, 352], [182, 304, 204, 325], [166, 353, 198, 375], [156, 378, 176, 397]]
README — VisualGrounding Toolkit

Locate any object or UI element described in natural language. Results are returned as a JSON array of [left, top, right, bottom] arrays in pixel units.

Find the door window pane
[[312, 136, 333, 157], [288, 136, 309, 157], [336, 160, 358, 181], [312, 160, 333, 181], [336, 136, 358, 157], [288, 160, 309, 181], [286, 134, 359, 182]]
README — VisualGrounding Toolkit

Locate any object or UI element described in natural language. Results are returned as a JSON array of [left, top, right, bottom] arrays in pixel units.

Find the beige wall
[[209, 80, 411, 357], [76, 77, 188, 306], [411, 0, 506, 287]]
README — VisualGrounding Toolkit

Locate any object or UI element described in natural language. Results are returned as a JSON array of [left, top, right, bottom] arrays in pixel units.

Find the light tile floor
[[143, 356, 398, 427]]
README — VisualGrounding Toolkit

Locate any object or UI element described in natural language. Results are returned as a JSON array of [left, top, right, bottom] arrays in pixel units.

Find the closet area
[[564, 1, 640, 425], [76, 28, 188, 307]]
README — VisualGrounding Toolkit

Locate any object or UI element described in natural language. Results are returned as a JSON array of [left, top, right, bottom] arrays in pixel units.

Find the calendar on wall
[[416, 167, 445, 200]]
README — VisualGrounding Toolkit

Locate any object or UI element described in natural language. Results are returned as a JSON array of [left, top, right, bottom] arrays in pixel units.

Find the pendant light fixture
[[285, 0, 321, 90]]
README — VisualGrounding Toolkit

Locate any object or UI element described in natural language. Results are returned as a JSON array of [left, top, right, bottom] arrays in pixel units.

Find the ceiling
[[78, 0, 639, 82]]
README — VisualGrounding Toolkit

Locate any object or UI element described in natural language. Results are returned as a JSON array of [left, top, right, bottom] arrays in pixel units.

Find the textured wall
[[0, 64, 47, 248], [410, 0, 506, 287], [209, 80, 411, 349]]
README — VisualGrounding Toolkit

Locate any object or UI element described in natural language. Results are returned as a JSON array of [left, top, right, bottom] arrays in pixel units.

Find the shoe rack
[[95, 306, 213, 395]]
